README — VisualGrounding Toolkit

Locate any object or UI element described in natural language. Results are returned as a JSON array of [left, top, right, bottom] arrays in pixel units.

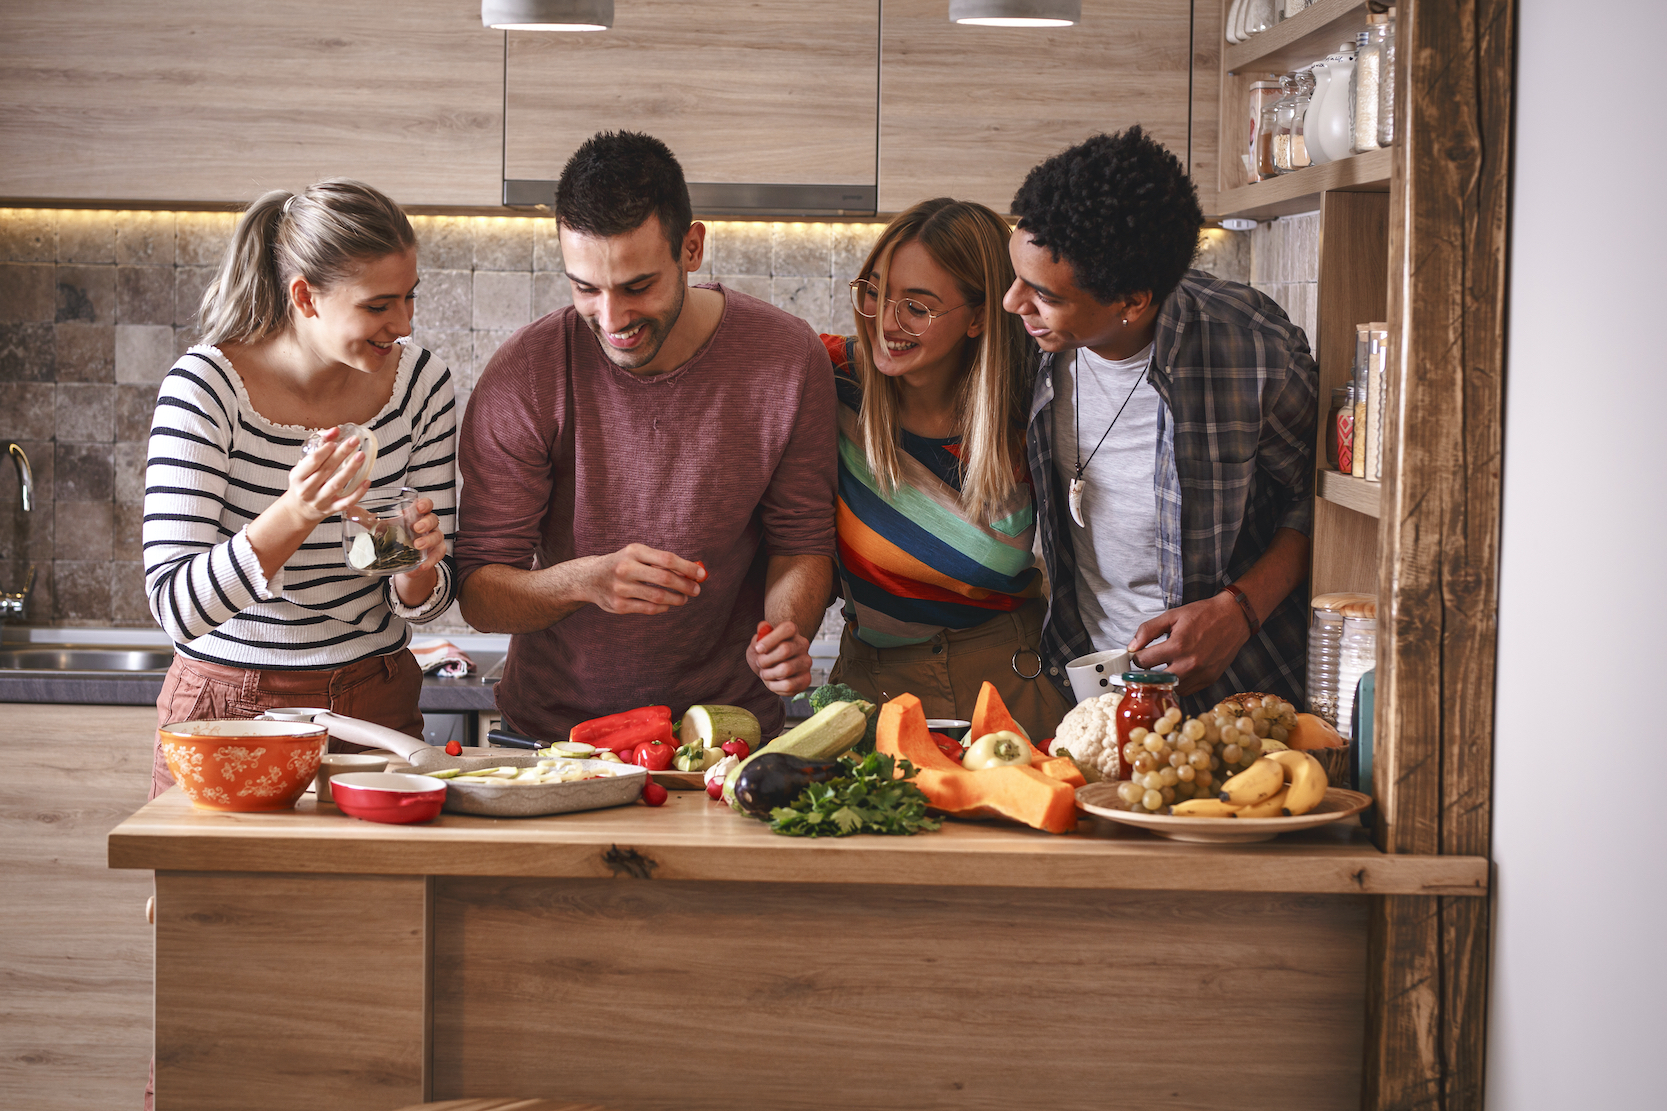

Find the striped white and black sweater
[[143, 342, 458, 670]]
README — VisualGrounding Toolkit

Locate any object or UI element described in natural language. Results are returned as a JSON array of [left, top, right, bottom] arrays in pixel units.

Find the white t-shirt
[[1052, 343, 1166, 650]]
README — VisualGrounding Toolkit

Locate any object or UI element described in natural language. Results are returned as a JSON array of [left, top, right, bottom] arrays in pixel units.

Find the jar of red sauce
[[1115, 671, 1180, 780]]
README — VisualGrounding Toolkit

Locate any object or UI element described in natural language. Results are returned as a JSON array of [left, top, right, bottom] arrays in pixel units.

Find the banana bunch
[[1170, 751, 1327, 818]]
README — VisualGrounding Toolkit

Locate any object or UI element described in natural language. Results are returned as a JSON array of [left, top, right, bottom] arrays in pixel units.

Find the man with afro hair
[[1003, 126, 1318, 713]]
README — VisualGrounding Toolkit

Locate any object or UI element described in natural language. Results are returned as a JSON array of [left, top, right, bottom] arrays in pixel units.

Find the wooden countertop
[[109, 787, 1488, 897]]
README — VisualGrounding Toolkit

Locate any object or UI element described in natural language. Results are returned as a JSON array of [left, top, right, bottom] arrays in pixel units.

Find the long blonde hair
[[198, 179, 415, 346], [851, 198, 1033, 521]]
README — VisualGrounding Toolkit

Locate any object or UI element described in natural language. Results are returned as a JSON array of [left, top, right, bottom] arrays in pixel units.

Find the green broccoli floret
[[808, 682, 879, 754], [808, 682, 862, 714]]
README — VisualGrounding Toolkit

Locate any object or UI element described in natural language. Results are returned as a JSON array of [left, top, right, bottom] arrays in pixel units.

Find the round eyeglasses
[[848, 279, 969, 338]]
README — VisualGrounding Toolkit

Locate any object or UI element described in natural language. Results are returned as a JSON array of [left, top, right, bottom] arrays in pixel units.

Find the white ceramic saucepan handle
[[312, 712, 433, 765]]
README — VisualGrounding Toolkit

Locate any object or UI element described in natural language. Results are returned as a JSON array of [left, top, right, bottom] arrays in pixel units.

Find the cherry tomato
[[444, 739, 462, 757], [721, 739, 750, 761], [640, 781, 668, 807], [632, 739, 675, 772], [930, 732, 962, 761]]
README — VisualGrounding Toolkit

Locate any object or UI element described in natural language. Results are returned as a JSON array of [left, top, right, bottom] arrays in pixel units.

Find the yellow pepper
[[961, 730, 1033, 771]]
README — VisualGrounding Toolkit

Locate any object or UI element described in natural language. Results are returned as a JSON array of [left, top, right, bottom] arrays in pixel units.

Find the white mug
[[1065, 649, 1131, 704]]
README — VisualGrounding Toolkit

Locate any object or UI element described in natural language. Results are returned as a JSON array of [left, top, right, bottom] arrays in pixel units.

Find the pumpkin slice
[[1287, 712, 1348, 751], [878, 694, 1078, 834], [968, 682, 1085, 789]]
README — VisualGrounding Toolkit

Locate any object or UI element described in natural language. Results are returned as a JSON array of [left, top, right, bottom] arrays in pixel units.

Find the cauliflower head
[[1051, 693, 1124, 782]]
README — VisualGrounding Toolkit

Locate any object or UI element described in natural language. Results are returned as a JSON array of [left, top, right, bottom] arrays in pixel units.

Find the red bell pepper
[[571, 707, 672, 749], [632, 738, 675, 772], [930, 732, 963, 761]]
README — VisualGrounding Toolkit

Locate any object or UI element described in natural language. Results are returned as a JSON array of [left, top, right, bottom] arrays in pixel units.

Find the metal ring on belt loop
[[1011, 647, 1043, 680]]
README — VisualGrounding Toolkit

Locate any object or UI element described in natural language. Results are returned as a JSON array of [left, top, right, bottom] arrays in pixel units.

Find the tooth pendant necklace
[[1069, 356, 1148, 528]]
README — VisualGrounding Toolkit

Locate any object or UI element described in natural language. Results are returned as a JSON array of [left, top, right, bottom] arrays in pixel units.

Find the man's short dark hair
[[555, 131, 693, 258], [1010, 126, 1204, 305]]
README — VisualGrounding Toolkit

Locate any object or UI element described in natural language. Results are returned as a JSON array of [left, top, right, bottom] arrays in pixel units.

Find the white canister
[[1305, 63, 1335, 165], [1313, 42, 1359, 164]]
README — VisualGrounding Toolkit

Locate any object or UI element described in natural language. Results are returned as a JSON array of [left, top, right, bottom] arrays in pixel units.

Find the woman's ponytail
[[198, 190, 292, 347], [197, 180, 415, 348]]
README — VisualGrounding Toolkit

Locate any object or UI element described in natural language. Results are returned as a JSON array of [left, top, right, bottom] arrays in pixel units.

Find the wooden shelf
[[1218, 147, 1390, 218], [1225, 0, 1376, 76], [1319, 468, 1382, 517]]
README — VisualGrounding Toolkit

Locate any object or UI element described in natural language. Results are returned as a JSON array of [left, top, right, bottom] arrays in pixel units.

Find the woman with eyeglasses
[[821, 197, 1072, 744]]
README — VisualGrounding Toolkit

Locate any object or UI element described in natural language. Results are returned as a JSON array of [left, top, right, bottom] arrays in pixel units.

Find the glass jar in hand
[[1115, 671, 1180, 780]]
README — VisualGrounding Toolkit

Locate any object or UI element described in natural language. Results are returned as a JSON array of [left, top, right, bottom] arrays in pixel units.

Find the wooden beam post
[[1366, 0, 1514, 1108]]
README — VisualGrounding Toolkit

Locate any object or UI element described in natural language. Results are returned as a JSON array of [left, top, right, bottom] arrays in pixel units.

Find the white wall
[[1487, 1, 1667, 1107]]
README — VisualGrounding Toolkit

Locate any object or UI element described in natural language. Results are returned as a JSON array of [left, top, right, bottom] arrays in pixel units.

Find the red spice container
[[1115, 671, 1180, 780], [1336, 384, 1357, 473]]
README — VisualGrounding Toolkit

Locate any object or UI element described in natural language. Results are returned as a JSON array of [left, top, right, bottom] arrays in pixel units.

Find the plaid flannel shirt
[[1027, 270, 1319, 713]]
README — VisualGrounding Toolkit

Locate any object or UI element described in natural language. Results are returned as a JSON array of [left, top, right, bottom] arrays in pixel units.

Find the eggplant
[[731, 753, 843, 818]]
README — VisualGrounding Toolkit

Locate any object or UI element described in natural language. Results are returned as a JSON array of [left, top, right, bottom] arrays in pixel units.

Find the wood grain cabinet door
[[503, 1, 881, 192], [877, 0, 1208, 215], [0, 0, 505, 207]]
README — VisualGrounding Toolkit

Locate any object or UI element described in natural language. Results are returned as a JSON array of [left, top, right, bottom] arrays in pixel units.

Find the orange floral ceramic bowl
[[158, 719, 329, 811]]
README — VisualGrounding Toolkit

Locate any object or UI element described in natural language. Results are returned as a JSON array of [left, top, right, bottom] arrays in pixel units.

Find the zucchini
[[724, 700, 872, 809], [680, 704, 761, 751]]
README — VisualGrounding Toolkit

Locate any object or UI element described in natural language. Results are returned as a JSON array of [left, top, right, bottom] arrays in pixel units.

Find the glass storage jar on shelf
[[1336, 601, 1378, 741], [1351, 14, 1391, 153], [1306, 593, 1371, 727], [1286, 70, 1315, 171], [1351, 325, 1370, 479], [1269, 74, 1296, 173], [1377, 7, 1398, 147], [1248, 78, 1283, 182]]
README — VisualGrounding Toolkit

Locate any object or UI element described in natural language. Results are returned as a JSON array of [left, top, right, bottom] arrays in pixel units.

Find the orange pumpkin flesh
[[1288, 712, 1348, 750], [878, 693, 1079, 834], [968, 682, 1086, 789]]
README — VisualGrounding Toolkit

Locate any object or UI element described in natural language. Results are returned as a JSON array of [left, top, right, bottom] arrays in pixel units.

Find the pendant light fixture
[[949, 1, 1080, 27], [481, 0, 612, 31]]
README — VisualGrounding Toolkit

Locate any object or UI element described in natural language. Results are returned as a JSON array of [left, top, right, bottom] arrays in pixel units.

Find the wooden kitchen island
[[109, 789, 1486, 1111]]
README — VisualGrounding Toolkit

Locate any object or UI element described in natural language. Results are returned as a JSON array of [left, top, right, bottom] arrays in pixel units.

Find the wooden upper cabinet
[[877, 0, 1212, 215], [504, 2, 881, 190], [0, 0, 504, 207]]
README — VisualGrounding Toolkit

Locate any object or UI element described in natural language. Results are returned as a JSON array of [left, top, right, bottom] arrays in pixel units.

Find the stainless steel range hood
[[503, 179, 878, 218]]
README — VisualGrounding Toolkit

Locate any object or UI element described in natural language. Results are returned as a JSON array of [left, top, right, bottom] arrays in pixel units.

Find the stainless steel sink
[[0, 646, 175, 672]]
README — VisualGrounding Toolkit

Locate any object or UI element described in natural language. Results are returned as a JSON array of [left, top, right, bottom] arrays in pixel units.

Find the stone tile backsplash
[[1249, 211, 1320, 350], [1, 206, 1259, 632]]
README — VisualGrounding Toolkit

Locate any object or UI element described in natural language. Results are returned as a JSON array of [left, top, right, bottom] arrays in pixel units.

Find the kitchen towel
[[409, 639, 474, 678]]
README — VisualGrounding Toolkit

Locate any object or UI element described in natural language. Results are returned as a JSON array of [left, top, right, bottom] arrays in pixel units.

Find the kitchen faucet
[[2, 443, 35, 625]]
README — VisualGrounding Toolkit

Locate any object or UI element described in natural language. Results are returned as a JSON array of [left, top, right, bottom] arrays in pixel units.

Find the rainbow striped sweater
[[822, 335, 1043, 648]]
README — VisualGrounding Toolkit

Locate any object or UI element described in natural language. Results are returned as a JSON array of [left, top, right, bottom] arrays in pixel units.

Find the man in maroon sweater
[[454, 132, 837, 739]]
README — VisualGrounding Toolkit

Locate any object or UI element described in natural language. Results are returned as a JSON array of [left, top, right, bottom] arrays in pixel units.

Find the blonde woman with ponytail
[[822, 197, 1071, 743], [143, 180, 458, 799]]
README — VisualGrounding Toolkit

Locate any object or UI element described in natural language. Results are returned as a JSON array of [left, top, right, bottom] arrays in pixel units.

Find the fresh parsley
[[767, 751, 941, 837]]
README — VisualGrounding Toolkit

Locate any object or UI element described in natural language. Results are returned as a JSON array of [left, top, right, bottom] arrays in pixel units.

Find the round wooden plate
[[1076, 782, 1373, 843]]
